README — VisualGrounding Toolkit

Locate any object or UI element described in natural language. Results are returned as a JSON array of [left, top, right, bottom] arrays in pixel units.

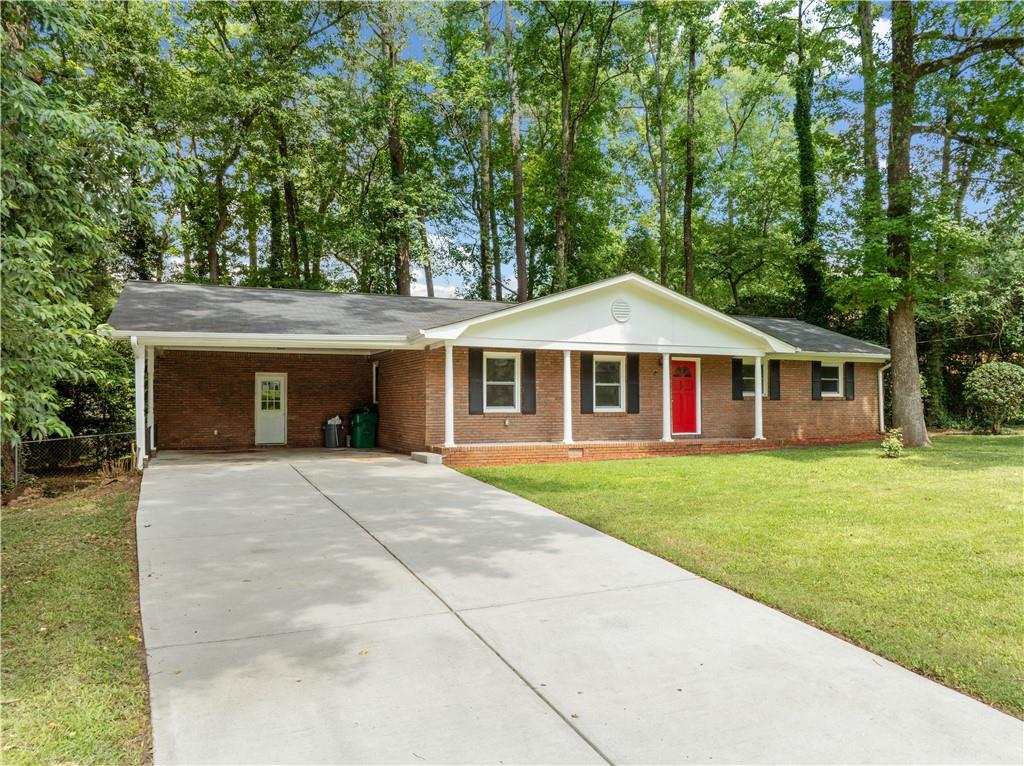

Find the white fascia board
[[416, 273, 797, 353], [109, 329, 420, 350], [784, 351, 891, 362]]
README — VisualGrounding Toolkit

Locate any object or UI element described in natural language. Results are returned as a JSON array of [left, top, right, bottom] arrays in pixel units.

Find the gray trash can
[[323, 421, 341, 448]]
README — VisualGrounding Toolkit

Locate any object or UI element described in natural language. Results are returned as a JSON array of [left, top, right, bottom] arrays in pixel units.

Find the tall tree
[[791, 0, 830, 325], [884, 1, 1022, 447], [683, 26, 698, 296], [540, 0, 627, 291], [505, 1, 528, 302], [373, 4, 413, 296], [478, 2, 496, 299]]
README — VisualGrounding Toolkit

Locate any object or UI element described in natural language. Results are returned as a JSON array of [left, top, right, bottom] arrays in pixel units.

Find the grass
[[463, 434, 1024, 717], [1, 476, 150, 765]]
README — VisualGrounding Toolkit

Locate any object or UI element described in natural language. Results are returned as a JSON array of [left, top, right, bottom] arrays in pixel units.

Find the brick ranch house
[[107, 273, 891, 468]]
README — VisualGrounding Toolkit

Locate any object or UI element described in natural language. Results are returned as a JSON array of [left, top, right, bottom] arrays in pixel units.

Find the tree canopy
[[2, 0, 1022, 447]]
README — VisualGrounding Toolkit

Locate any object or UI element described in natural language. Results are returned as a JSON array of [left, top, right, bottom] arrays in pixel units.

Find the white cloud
[[410, 266, 458, 298]]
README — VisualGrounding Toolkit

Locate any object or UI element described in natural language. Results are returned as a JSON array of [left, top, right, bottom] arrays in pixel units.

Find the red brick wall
[[374, 350, 428, 454], [416, 350, 882, 449], [153, 350, 372, 449]]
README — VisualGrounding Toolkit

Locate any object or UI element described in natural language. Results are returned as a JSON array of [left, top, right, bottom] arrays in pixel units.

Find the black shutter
[[580, 352, 593, 414], [811, 361, 822, 401], [844, 361, 855, 400], [521, 351, 537, 414], [731, 359, 744, 400], [469, 348, 483, 414], [769, 359, 781, 401], [626, 353, 640, 413]]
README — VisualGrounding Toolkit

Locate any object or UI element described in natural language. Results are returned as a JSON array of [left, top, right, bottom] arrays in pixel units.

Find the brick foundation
[[438, 433, 881, 467]]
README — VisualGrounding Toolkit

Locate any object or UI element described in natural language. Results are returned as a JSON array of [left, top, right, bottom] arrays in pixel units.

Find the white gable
[[422, 277, 790, 355]]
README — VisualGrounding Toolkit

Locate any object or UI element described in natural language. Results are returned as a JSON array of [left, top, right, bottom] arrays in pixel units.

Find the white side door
[[255, 373, 287, 445]]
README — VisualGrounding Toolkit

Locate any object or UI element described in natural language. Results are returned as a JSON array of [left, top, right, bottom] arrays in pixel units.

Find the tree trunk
[[382, 19, 411, 296], [489, 179, 503, 301], [272, 124, 305, 283], [793, 0, 828, 325], [479, 2, 495, 300], [418, 213, 435, 298], [683, 27, 697, 296], [246, 205, 258, 282], [268, 185, 284, 283], [887, 0, 930, 447], [180, 204, 191, 274], [505, 1, 527, 303], [554, 44, 572, 292], [653, 22, 669, 287]]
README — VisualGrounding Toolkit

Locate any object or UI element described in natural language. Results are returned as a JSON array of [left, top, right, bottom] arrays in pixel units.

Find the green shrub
[[963, 362, 1024, 434], [881, 428, 904, 458]]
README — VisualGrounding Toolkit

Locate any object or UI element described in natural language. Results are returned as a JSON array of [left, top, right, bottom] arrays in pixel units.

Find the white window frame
[[819, 360, 843, 398], [483, 351, 520, 413], [593, 354, 626, 413], [741, 358, 767, 397]]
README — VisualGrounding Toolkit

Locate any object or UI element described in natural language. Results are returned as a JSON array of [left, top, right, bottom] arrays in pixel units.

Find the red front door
[[671, 360, 697, 434]]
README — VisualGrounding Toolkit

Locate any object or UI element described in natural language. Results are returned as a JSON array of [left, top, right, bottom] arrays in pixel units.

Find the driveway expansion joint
[[290, 463, 616, 766], [456, 575, 702, 614]]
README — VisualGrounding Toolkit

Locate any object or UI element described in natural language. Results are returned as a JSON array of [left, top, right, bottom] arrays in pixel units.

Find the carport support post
[[131, 337, 147, 469], [562, 349, 573, 444], [753, 356, 765, 440], [661, 353, 671, 441], [443, 342, 455, 448], [146, 345, 155, 451]]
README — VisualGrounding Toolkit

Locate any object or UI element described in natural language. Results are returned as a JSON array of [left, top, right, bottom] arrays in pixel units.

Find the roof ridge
[[123, 280, 509, 307]]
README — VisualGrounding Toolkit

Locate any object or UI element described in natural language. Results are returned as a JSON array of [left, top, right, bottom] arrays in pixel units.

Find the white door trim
[[670, 356, 702, 436], [255, 372, 288, 445]]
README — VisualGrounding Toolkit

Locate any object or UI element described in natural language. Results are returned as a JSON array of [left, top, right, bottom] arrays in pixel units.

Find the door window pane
[[261, 380, 282, 411]]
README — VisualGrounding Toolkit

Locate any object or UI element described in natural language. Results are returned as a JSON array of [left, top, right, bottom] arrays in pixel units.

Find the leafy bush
[[881, 428, 904, 458], [963, 362, 1024, 434]]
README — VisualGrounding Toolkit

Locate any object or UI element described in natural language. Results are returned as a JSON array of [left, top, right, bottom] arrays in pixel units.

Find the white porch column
[[878, 365, 886, 432], [562, 350, 573, 444], [146, 345, 155, 451], [131, 337, 147, 469], [661, 353, 672, 441], [443, 342, 455, 447], [753, 356, 765, 440]]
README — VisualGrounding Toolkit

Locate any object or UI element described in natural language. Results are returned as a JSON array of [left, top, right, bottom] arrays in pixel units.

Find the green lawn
[[1, 478, 150, 765], [463, 434, 1024, 718]]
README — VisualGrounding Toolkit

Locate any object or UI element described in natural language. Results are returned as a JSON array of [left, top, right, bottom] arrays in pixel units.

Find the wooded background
[[2, 0, 1022, 450]]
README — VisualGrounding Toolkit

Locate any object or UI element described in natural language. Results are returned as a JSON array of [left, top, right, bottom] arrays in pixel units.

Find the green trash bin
[[350, 412, 377, 449]]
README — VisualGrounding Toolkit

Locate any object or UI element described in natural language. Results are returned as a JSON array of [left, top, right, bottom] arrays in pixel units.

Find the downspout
[[878, 362, 891, 433]]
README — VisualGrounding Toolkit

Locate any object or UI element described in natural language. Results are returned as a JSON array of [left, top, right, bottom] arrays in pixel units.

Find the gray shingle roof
[[735, 316, 889, 355], [106, 281, 509, 337], [106, 281, 888, 356]]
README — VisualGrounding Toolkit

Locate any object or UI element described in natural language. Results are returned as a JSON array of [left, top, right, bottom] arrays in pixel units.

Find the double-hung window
[[741, 360, 767, 396], [483, 352, 520, 412], [819, 362, 842, 396], [593, 355, 625, 412]]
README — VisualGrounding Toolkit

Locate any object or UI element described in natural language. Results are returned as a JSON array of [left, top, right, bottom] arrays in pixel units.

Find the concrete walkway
[[138, 450, 1022, 765]]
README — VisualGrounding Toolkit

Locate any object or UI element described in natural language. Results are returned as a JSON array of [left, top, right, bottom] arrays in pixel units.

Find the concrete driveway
[[138, 450, 1022, 765]]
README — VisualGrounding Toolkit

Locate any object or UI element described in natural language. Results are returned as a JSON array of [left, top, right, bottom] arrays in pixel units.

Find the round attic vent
[[611, 298, 632, 323]]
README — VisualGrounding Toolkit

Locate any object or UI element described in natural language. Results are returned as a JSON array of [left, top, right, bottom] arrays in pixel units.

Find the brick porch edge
[[434, 433, 882, 467]]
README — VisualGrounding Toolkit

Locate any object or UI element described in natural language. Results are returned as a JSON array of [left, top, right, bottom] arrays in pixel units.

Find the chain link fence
[[8, 431, 136, 488]]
